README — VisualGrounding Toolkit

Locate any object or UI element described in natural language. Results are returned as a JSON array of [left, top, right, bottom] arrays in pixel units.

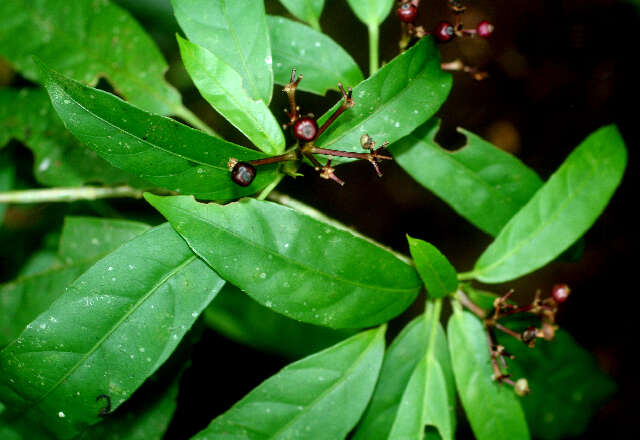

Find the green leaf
[[498, 329, 615, 440], [0, 0, 188, 117], [0, 88, 143, 187], [0, 150, 14, 223], [315, 37, 451, 161], [345, 0, 395, 26], [391, 119, 543, 236], [191, 326, 386, 440], [146, 195, 421, 329], [0, 217, 150, 348], [472, 125, 627, 283], [267, 15, 364, 96], [41, 64, 278, 201], [278, 0, 325, 29], [177, 36, 284, 155], [407, 236, 458, 299], [0, 223, 224, 438], [77, 374, 180, 440], [172, 0, 273, 103], [204, 283, 355, 359], [354, 301, 456, 440], [447, 308, 530, 440]]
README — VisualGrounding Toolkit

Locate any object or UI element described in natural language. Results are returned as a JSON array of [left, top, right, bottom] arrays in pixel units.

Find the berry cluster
[[230, 69, 391, 187], [458, 284, 571, 396], [396, 0, 494, 80]]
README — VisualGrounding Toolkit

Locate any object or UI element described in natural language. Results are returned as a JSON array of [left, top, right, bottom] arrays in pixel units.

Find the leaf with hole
[[191, 326, 386, 440], [315, 37, 451, 161], [0, 88, 143, 187], [41, 64, 278, 201], [204, 283, 355, 359], [267, 15, 363, 96], [177, 36, 284, 155], [0, 0, 192, 118], [391, 119, 543, 236], [0, 223, 224, 439], [278, 0, 325, 29], [447, 308, 530, 440], [407, 235, 458, 299], [354, 302, 456, 440], [172, 0, 273, 103], [472, 125, 627, 283], [145, 195, 421, 329], [0, 217, 150, 348]]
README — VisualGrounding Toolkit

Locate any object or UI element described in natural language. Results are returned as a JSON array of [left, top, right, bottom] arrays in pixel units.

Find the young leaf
[[315, 37, 451, 160], [204, 283, 355, 359], [0, 217, 150, 348], [145, 195, 421, 329], [472, 125, 627, 283], [0, 88, 143, 187], [0, 224, 224, 439], [267, 15, 364, 96], [407, 235, 458, 299], [172, 0, 274, 103], [354, 301, 456, 440], [391, 119, 543, 236], [447, 308, 530, 440], [278, 0, 325, 29], [177, 36, 285, 155], [345, 0, 395, 27], [0, 0, 188, 117], [498, 329, 616, 440], [191, 326, 386, 440], [41, 64, 278, 201]]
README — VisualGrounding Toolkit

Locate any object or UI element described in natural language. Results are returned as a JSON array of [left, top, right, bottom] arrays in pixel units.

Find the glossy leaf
[[498, 329, 615, 440], [77, 375, 180, 440], [0, 217, 150, 348], [407, 235, 458, 299], [177, 36, 284, 155], [191, 326, 386, 440], [315, 37, 451, 160], [0, 224, 225, 438], [172, 0, 273, 103], [146, 195, 421, 329], [278, 0, 325, 28], [345, 0, 395, 26], [267, 16, 364, 96], [447, 308, 530, 440], [204, 283, 355, 359], [0, 0, 187, 116], [354, 302, 456, 440], [41, 64, 278, 201], [472, 125, 627, 283], [391, 119, 543, 236], [0, 88, 142, 187]]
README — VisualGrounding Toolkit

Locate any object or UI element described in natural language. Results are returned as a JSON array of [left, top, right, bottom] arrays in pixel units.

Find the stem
[[0, 186, 147, 204], [174, 105, 217, 136], [368, 23, 380, 76], [257, 174, 285, 201], [456, 289, 487, 319], [310, 147, 392, 161], [457, 271, 476, 281], [249, 151, 299, 166]]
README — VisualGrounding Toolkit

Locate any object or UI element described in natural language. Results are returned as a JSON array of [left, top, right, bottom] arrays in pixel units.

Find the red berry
[[293, 117, 318, 142], [396, 2, 418, 23], [231, 162, 256, 187], [552, 284, 571, 303], [476, 20, 494, 38], [434, 21, 455, 43]]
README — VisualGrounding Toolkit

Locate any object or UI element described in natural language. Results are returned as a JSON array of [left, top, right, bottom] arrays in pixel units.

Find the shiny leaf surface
[[407, 236, 458, 299]]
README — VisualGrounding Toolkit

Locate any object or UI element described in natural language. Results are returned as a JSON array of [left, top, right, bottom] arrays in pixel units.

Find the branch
[[0, 186, 149, 204]]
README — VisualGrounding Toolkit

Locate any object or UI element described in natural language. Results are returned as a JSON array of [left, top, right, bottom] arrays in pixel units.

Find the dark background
[[1, 0, 637, 438]]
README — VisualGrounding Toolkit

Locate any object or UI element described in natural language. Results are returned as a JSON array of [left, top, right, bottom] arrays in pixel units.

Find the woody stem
[[310, 147, 392, 160]]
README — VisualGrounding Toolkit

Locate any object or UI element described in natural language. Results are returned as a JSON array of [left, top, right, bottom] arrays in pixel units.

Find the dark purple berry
[[476, 20, 494, 38], [434, 21, 455, 43], [231, 162, 256, 187], [396, 2, 418, 23], [552, 284, 571, 303], [293, 116, 318, 142]]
